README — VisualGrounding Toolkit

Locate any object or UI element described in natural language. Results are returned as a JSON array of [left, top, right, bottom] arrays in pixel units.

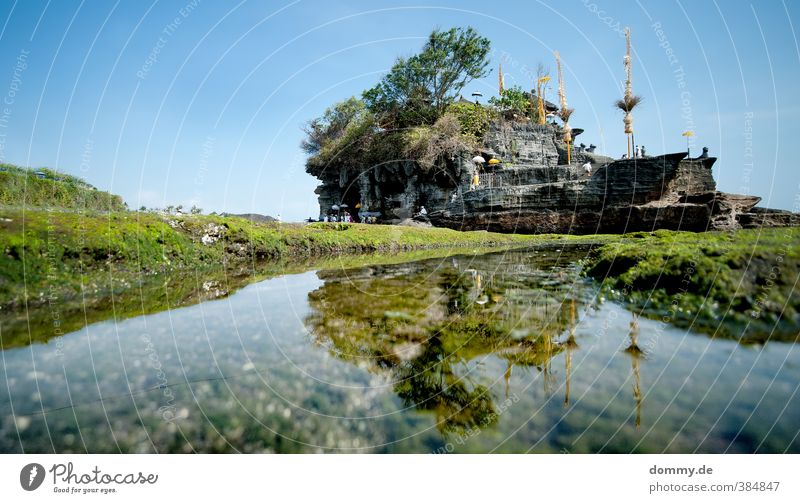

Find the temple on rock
[[308, 120, 796, 234], [305, 27, 797, 234]]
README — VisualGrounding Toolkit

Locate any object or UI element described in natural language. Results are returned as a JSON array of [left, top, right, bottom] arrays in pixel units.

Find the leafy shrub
[[488, 85, 532, 120], [403, 113, 477, 169], [446, 101, 496, 142]]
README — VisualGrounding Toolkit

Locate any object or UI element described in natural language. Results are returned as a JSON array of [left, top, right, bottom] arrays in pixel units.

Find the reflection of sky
[[1, 253, 799, 453]]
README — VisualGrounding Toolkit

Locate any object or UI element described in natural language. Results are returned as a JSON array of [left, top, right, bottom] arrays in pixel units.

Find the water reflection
[[624, 313, 645, 429], [1, 246, 798, 453], [306, 248, 591, 434], [563, 298, 579, 408]]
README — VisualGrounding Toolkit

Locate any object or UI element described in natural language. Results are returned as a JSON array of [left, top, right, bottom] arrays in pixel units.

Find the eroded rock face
[[307, 121, 795, 233]]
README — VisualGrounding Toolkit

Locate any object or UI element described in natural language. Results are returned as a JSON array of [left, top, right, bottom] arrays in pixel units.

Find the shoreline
[[1, 207, 798, 348]]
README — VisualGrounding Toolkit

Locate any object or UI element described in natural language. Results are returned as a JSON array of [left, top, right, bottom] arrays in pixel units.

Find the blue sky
[[0, 0, 798, 220]]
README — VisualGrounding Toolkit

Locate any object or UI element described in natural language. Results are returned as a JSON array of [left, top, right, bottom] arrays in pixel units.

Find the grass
[[0, 207, 577, 317], [0, 163, 125, 211], [583, 228, 800, 342]]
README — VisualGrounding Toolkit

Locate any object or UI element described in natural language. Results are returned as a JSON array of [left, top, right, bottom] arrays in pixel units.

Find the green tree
[[300, 97, 369, 155], [363, 27, 491, 127], [488, 85, 532, 120]]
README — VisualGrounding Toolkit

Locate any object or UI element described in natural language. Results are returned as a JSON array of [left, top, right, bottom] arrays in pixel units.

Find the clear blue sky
[[1, 0, 798, 220]]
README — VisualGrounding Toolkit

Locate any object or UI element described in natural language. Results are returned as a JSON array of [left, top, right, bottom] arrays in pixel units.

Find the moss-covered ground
[[1, 208, 595, 347], [583, 228, 800, 342], [2, 205, 798, 347]]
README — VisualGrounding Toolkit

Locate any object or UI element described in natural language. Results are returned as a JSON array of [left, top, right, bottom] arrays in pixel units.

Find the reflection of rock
[[305, 248, 589, 434], [201, 280, 228, 299]]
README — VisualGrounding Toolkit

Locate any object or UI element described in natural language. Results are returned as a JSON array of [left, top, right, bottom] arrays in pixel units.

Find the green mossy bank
[[1, 205, 798, 347], [0, 164, 125, 211], [0, 208, 554, 310], [583, 228, 800, 342]]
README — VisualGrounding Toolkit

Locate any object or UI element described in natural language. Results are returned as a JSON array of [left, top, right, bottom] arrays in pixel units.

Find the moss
[[583, 228, 800, 342]]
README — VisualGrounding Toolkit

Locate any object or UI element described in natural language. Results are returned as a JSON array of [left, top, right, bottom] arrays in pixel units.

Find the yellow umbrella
[[488, 158, 501, 165]]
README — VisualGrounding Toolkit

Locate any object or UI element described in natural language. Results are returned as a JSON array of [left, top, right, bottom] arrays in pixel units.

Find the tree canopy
[[300, 96, 370, 155], [363, 27, 491, 128]]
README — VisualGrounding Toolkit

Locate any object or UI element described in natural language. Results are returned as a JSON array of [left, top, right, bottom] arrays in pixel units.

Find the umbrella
[[472, 155, 485, 163]]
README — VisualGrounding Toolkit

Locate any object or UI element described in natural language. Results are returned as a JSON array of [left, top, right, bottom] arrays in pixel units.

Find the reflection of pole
[[564, 298, 578, 407], [624, 312, 643, 429], [504, 362, 512, 400], [633, 355, 642, 429], [564, 345, 572, 407]]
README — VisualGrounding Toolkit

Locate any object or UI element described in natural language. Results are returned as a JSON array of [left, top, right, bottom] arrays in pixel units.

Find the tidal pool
[[1, 246, 798, 453]]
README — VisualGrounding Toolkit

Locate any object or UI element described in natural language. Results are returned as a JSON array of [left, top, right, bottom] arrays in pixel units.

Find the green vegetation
[[0, 207, 550, 311], [362, 26, 491, 127], [304, 27, 498, 176], [583, 228, 800, 342], [403, 113, 474, 169], [488, 85, 536, 121], [3, 192, 797, 348], [302, 27, 568, 178], [0, 239, 522, 350], [300, 96, 370, 157], [0, 163, 125, 211], [446, 101, 497, 142], [2, 157, 797, 349]]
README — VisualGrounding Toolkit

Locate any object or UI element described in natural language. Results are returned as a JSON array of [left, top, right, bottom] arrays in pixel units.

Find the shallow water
[[1, 247, 798, 453]]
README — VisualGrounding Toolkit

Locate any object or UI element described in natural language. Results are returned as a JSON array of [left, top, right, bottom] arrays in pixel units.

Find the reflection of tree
[[305, 250, 588, 435], [623, 313, 644, 428], [393, 337, 495, 433]]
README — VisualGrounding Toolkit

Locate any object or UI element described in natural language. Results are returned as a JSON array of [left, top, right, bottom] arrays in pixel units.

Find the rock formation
[[309, 121, 798, 234]]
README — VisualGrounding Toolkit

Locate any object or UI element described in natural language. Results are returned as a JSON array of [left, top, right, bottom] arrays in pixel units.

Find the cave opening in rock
[[341, 185, 361, 221]]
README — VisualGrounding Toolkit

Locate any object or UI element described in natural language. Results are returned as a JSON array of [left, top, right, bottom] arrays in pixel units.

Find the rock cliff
[[309, 121, 797, 233]]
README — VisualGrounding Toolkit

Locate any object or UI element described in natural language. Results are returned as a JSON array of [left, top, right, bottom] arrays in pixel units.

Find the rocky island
[[306, 28, 798, 234]]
